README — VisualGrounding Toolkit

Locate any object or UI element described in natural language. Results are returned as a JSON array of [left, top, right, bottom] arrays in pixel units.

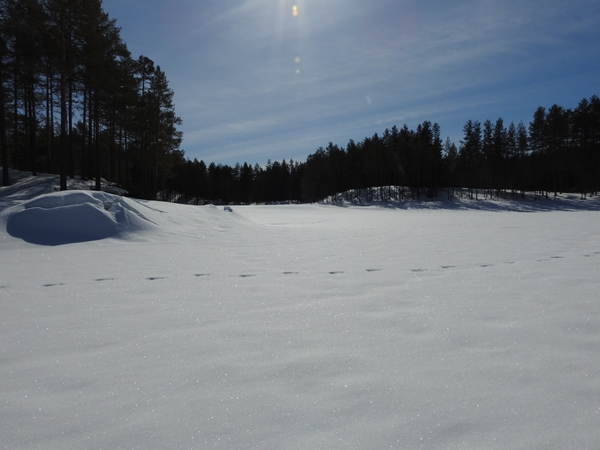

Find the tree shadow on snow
[[325, 192, 600, 213]]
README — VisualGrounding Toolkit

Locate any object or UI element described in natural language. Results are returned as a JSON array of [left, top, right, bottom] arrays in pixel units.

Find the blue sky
[[101, 0, 600, 166]]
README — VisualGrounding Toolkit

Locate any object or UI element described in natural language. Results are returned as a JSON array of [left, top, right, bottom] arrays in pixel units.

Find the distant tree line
[[165, 159, 304, 205], [299, 96, 600, 202], [166, 96, 599, 204], [0, 0, 183, 198], [301, 122, 445, 202]]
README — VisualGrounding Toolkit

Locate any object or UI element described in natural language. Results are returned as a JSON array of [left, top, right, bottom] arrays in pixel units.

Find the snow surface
[[1, 172, 600, 449]]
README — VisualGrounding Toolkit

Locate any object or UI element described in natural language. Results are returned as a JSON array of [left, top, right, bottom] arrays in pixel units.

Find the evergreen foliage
[[296, 97, 600, 203], [0, 0, 183, 198]]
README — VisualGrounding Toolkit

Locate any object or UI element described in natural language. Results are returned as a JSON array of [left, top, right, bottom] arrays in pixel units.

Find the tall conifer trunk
[[59, 49, 67, 190], [94, 88, 100, 191], [1, 36, 9, 186]]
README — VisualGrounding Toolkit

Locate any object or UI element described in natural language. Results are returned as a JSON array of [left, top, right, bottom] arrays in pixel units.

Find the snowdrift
[[2, 190, 155, 245]]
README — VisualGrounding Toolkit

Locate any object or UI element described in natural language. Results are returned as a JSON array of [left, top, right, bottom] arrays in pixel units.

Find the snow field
[[1, 175, 600, 449]]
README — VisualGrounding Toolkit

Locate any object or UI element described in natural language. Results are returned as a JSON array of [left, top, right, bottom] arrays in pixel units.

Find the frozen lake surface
[[1, 173, 600, 449]]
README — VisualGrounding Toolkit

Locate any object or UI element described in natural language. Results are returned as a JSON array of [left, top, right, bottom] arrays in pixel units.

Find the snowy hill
[[1, 171, 600, 449]]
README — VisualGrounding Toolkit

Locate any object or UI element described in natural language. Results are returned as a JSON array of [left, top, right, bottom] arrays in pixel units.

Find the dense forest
[[1, 2, 598, 204], [0, 0, 183, 199], [167, 96, 600, 204], [299, 97, 600, 202]]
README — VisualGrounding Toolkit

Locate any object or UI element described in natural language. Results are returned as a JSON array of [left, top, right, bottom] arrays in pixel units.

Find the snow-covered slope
[[1, 172, 600, 449]]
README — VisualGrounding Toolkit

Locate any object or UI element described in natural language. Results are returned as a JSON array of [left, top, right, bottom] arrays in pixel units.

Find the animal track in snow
[[183, 253, 589, 282], [151, 252, 590, 284]]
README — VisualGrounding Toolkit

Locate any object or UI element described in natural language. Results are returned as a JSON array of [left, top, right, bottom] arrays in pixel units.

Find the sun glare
[[274, 1, 305, 75]]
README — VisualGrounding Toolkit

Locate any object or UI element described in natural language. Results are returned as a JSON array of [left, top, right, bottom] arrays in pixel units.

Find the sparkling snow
[[1, 172, 599, 449]]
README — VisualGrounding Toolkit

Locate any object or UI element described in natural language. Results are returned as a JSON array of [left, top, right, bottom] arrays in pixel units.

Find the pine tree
[[146, 65, 183, 198], [481, 119, 493, 196], [529, 107, 547, 196], [459, 120, 482, 199]]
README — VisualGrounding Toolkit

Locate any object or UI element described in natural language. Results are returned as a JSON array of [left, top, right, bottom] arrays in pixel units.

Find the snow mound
[[3, 190, 155, 245]]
